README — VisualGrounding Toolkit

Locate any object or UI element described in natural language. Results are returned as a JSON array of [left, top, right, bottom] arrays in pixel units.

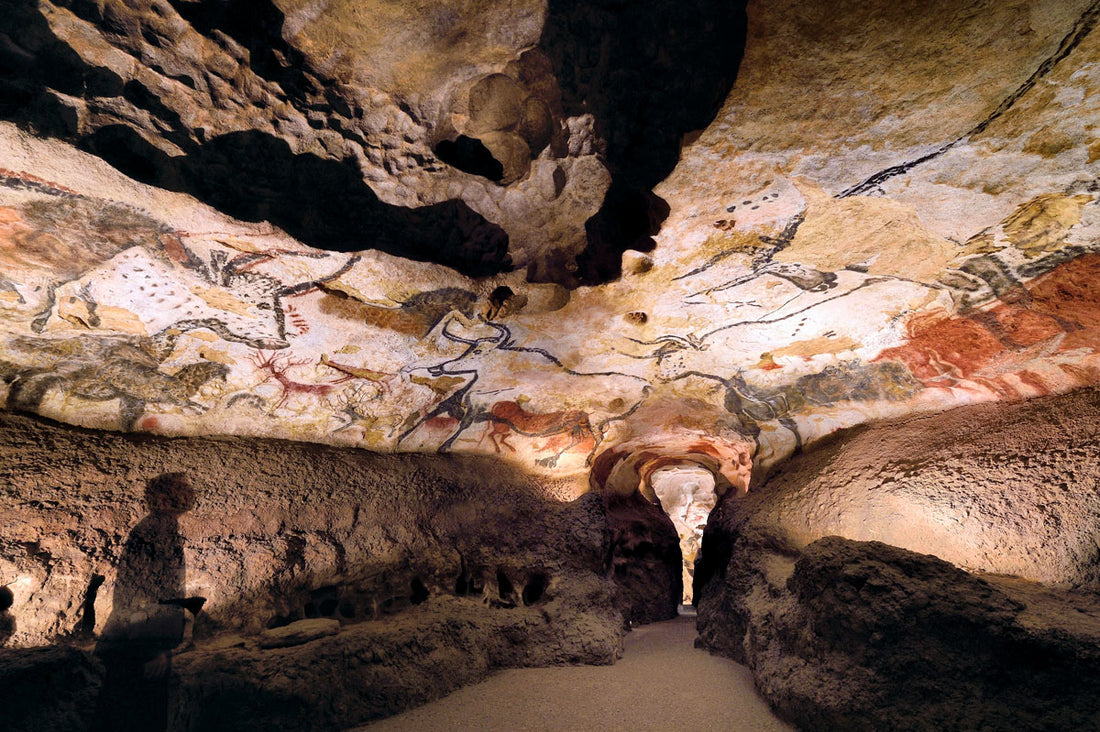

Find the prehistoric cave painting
[[675, 213, 805, 284], [659, 361, 920, 454], [0, 187, 181, 330], [666, 368, 805, 449], [50, 247, 293, 350], [2, 122, 1097, 481], [318, 285, 479, 339], [327, 382, 389, 434], [249, 350, 339, 414], [318, 354, 396, 394], [938, 192, 1099, 311], [688, 260, 837, 302], [837, 1, 1100, 199], [635, 181, 1097, 444], [617, 251, 934, 453], [942, 243, 1100, 312], [1001, 193, 1094, 256], [397, 314, 650, 464], [0, 335, 228, 430], [724, 191, 784, 213], [0, 168, 356, 353], [877, 254, 1100, 399], [478, 400, 599, 468]]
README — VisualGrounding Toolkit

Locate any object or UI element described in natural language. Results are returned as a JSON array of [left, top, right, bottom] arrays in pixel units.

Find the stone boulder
[[695, 387, 1100, 731], [700, 536, 1100, 731]]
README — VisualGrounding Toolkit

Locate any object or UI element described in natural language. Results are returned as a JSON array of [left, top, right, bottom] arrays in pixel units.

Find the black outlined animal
[[0, 335, 228, 430]]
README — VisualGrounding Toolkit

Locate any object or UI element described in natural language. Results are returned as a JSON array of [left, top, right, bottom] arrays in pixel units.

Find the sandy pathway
[[355, 615, 794, 731]]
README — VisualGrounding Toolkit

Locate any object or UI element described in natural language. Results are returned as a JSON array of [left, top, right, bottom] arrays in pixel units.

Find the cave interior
[[2, 0, 1100, 730]]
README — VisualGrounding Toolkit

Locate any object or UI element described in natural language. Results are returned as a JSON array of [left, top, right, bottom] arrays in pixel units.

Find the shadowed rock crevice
[[434, 135, 506, 182], [604, 492, 683, 625], [79, 126, 510, 276], [0, 0, 511, 278], [540, 0, 748, 283]]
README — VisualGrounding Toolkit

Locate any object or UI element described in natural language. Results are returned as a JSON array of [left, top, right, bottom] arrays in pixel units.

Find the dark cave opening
[[78, 574, 105, 638], [434, 136, 506, 182], [540, 0, 748, 284], [0, 1, 513, 279], [0, 585, 14, 645], [496, 569, 514, 600], [410, 577, 430, 605], [522, 572, 549, 605]]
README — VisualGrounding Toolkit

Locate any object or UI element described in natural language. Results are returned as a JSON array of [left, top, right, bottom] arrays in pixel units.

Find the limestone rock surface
[[701, 385, 1100, 587], [0, 0, 747, 282], [3, 0, 1100, 726], [256, 618, 339, 648], [0, 0, 603, 277], [2, 0, 1100, 493], [699, 535, 1100, 732], [695, 387, 1100, 731], [0, 410, 623, 730]]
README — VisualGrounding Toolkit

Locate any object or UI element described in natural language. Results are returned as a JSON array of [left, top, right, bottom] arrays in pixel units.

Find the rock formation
[[695, 387, 1100, 730], [0, 410, 621, 730], [1, 0, 1099, 729]]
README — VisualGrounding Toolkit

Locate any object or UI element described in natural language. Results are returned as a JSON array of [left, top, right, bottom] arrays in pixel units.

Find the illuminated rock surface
[[695, 387, 1100, 731], [1, 0, 1100, 729], [2, 0, 1099, 488], [649, 463, 719, 603]]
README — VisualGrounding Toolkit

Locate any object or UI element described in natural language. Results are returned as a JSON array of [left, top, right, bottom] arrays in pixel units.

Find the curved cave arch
[[645, 462, 721, 606], [594, 441, 745, 622]]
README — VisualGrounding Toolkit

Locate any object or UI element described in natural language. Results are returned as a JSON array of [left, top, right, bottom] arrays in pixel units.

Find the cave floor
[[354, 615, 793, 731]]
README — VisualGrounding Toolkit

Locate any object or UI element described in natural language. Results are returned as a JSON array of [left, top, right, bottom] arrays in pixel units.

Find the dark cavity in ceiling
[[0, 0, 746, 284]]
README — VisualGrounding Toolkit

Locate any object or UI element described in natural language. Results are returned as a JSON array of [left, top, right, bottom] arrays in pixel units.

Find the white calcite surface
[[649, 464, 719, 603]]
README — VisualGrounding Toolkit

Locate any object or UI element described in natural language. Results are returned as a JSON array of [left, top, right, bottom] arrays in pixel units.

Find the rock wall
[[699, 385, 1100, 587], [695, 386, 1100, 729], [718, 536, 1100, 731], [0, 410, 623, 730], [604, 493, 682, 625]]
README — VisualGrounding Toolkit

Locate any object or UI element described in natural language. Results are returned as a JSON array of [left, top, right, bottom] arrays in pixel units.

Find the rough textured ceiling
[[0, 0, 1098, 505]]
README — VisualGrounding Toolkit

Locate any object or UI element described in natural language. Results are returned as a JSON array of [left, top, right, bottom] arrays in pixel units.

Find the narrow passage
[[356, 615, 793, 731]]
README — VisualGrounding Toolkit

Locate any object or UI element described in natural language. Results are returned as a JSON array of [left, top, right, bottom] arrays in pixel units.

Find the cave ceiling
[[0, 0, 1098, 498]]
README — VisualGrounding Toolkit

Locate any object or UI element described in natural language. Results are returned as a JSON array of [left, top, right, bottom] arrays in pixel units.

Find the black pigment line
[[752, 213, 805, 268], [701, 278, 887, 339], [839, 141, 958, 199], [840, 0, 1100, 199], [674, 214, 804, 282]]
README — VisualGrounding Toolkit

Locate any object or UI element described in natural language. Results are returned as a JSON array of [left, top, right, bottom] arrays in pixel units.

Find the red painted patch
[[876, 253, 1100, 395], [1026, 253, 1100, 349], [877, 313, 1005, 381], [424, 415, 460, 430]]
